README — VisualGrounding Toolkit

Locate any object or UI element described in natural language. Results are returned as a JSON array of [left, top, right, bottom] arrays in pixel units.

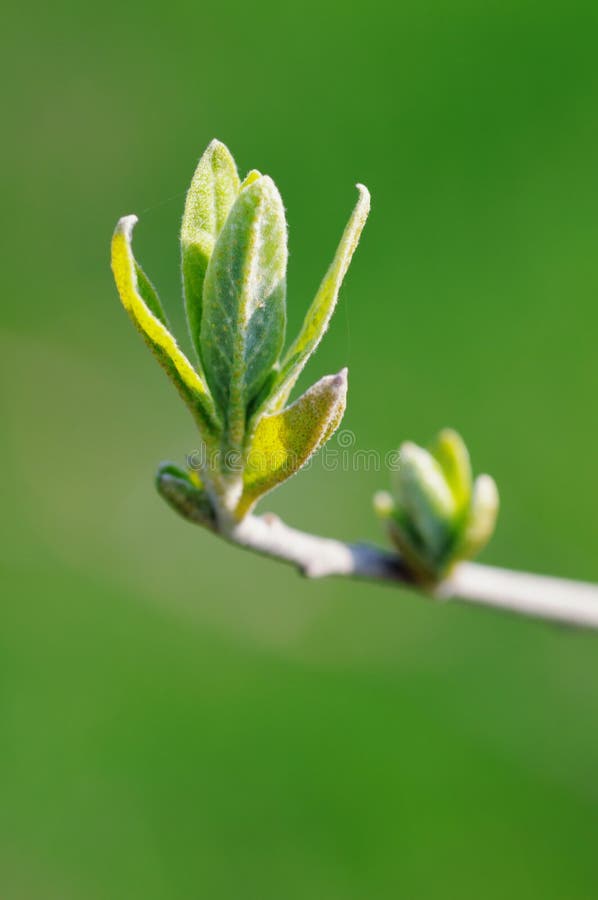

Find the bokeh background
[[2, 0, 598, 897]]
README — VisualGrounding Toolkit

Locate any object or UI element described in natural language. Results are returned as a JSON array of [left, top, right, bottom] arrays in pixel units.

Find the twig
[[159, 471, 598, 629], [441, 562, 598, 628], [229, 515, 598, 627]]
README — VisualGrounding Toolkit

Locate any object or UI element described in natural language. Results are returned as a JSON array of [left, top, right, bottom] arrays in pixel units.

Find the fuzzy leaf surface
[[201, 175, 287, 447], [181, 140, 240, 361], [238, 369, 347, 515], [111, 216, 218, 438], [265, 184, 370, 412], [155, 462, 216, 528]]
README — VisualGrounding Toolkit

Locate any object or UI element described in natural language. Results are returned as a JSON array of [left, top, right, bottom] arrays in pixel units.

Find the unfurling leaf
[[201, 175, 287, 448], [181, 140, 240, 362], [111, 215, 219, 439], [266, 184, 370, 412], [238, 369, 347, 517]]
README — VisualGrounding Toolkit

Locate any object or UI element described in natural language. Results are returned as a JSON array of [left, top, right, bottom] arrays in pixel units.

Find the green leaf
[[201, 175, 287, 449], [111, 215, 219, 440], [134, 261, 168, 326], [430, 428, 472, 515], [181, 140, 240, 363], [238, 369, 347, 516], [458, 474, 500, 560], [386, 513, 440, 583], [155, 462, 216, 528], [265, 184, 370, 413], [393, 442, 457, 563]]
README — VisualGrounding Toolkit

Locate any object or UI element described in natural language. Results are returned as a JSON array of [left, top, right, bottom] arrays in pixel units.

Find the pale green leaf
[[111, 215, 219, 439], [201, 175, 287, 449], [181, 140, 240, 362], [431, 428, 472, 514], [458, 474, 500, 560], [393, 442, 457, 562], [265, 184, 370, 412], [238, 369, 347, 516]]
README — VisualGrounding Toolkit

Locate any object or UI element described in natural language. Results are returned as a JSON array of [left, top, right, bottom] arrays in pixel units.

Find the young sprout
[[111, 140, 370, 528]]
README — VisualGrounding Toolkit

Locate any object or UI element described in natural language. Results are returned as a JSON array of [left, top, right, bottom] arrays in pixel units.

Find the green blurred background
[[2, 0, 598, 896]]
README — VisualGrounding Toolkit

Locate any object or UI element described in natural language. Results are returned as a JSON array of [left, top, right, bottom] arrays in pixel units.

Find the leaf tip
[[246, 172, 277, 197], [437, 426, 459, 443], [355, 182, 371, 209], [474, 473, 500, 511], [114, 214, 138, 240], [335, 366, 349, 388], [204, 137, 234, 159]]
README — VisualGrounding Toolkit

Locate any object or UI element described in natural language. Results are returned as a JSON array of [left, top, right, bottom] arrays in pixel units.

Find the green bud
[[392, 442, 457, 578], [375, 430, 499, 583]]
